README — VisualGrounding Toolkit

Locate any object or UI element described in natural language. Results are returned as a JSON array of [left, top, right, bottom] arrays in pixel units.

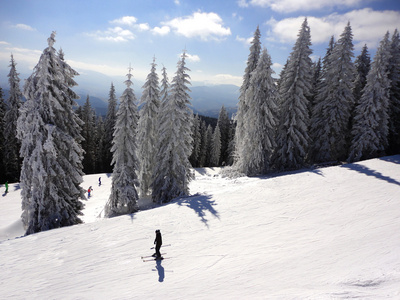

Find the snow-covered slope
[[1, 156, 400, 299]]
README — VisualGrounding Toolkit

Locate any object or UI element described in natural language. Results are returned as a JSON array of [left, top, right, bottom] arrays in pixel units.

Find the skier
[[5, 181, 8, 194], [88, 186, 93, 198], [153, 229, 163, 259], [98, 177, 101, 186]]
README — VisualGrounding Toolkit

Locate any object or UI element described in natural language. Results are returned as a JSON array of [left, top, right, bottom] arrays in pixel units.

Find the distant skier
[[153, 229, 162, 258], [5, 181, 8, 194], [98, 177, 101, 186], [88, 186, 93, 198]]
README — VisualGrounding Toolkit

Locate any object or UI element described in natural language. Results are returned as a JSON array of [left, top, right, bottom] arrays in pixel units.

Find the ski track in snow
[[1, 156, 400, 299]]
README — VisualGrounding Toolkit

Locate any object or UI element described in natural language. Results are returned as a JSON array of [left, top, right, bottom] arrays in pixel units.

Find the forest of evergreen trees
[[0, 20, 399, 234]]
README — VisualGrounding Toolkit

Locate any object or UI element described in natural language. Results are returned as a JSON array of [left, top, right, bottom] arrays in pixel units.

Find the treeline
[[233, 19, 400, 176]]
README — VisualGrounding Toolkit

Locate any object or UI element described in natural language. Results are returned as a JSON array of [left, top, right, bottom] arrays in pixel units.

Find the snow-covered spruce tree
[[0, 88, 5, 183], [205, 124, 213, 167], [310, 36, 335, 163], [388, 29, 400, 154], [237, 47, 278, 175], [104, 67, 139, 217], [17, 32, 85, 234], [79, 95, 97, 174], [104, 83, 118, 173], [4, 55, 23, 182], [199, 120, 208, 167], [217, 105, 231, 165], [189, 114, 201, 167], [152, 51, 193, 204], [274, 19, 313, 170], [353, 45, 371, 107], [313, 23, 356, 162], [235, 26, 261, 163], [137, 58, 160, 196], [210, 123, 221, 167], [95, 116, 106, 173], [160, 65, 169, 104], [348, 32, 392, 162]]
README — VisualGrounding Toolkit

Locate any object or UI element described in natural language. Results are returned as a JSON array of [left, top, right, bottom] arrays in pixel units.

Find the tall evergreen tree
[[199, 120, 208, 167], [388, 29, 400, 154], [104, 67, 139, 217], [274, 19, 313, 170], [310, 36, 335, 163], [189, 114, 201, 167], [217, 105, 231, 165], [235, 26, 261, 163], [353, 45, 371, 107], [104, 83, 118, 173], [79, 95, 96, 174], [17, 32, 85, 234], [4, 55, 23, 182], [94, 116, 106, 173], [137, 59, 161, 196], [312, 23, 356, 162], [210, 123, 221, 167], [152, 51, 193, 203], [0, 88, 5, 184], [348, 32, 392, 162], [237, 47, 278, 175]]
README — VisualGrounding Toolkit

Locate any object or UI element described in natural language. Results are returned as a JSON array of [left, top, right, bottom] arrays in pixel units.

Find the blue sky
[[1, 0, 400, 95]]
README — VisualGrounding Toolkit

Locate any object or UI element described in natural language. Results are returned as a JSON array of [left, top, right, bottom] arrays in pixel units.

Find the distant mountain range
[[1, 69, 240, 119]]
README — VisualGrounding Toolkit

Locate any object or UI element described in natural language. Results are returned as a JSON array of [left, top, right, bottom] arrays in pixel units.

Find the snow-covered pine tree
[[274, 19, 313, 170], [237, 47, 278, 175], [152, 51, 193, 204], [0, 87, 5, 183], [210, 123, 221, 167], [137, 58, 161, 196], [199, 120, 208, 167], [314, 23, 356, 162], [79, 95, 97, 174], [353, 45, 371, 107], [235, 26, 261, 163], [95, 116, 106, 173], [217, 105, 231, 165], [104, 66, 139, 217], [17, 32, 85, 234], [160, 65, 169, 104], [189, 114, 201, 167], [388, 29, 400, 154], [4, 55, 23, 182], [104, 83, 118, 173], [205, 124, 213, 167], [348, 32, 392, 162], [310, 36, 335, 163]]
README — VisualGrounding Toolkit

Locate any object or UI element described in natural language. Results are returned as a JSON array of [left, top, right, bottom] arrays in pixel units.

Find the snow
[[1, 156, 400, 299]]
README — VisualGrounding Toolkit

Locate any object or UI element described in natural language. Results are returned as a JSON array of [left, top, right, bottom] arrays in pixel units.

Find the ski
[[141, 253, 166, 259], [143, 257, 170, 262], [150, 244, 171, 250]]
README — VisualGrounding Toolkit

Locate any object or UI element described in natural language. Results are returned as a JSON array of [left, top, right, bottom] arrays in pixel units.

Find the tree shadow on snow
[[378, 155, 400, 165], [175, 194, 220, 228], [340, 163, 400, 186]]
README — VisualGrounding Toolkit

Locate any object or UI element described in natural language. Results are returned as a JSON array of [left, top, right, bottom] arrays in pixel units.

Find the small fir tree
[[104, 83, 118, 173]]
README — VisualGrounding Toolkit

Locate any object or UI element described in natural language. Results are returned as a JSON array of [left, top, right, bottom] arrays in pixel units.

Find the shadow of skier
[[156, 260, 165, 282]]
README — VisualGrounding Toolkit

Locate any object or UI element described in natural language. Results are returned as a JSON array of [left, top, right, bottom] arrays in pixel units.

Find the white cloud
[[237, 0, 249, 8], [89, 26, 135, 42], [174, 0, 180, 5], [246, 0, 363, 13], [0, 46, 42, 69], [185, 53, 201, 62], [162, 11, 231, 41], [267, 8, 400, 49], [138, 23, 150, 31], [110, 16, 138, 26], [152, 26, 171, 36], [206, 74, 242, 86], [66, 59, 126, 77], [12, 23, 36, 31], [0, 41, 10, 45], [236, 35, 253, 46]]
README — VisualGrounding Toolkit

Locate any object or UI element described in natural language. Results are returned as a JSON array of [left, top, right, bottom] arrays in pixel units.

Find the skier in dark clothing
[[153, 229, 162, 258]]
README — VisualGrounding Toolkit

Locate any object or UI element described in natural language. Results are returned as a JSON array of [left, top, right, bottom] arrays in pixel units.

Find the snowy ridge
[[1, 156, 400, 299]]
